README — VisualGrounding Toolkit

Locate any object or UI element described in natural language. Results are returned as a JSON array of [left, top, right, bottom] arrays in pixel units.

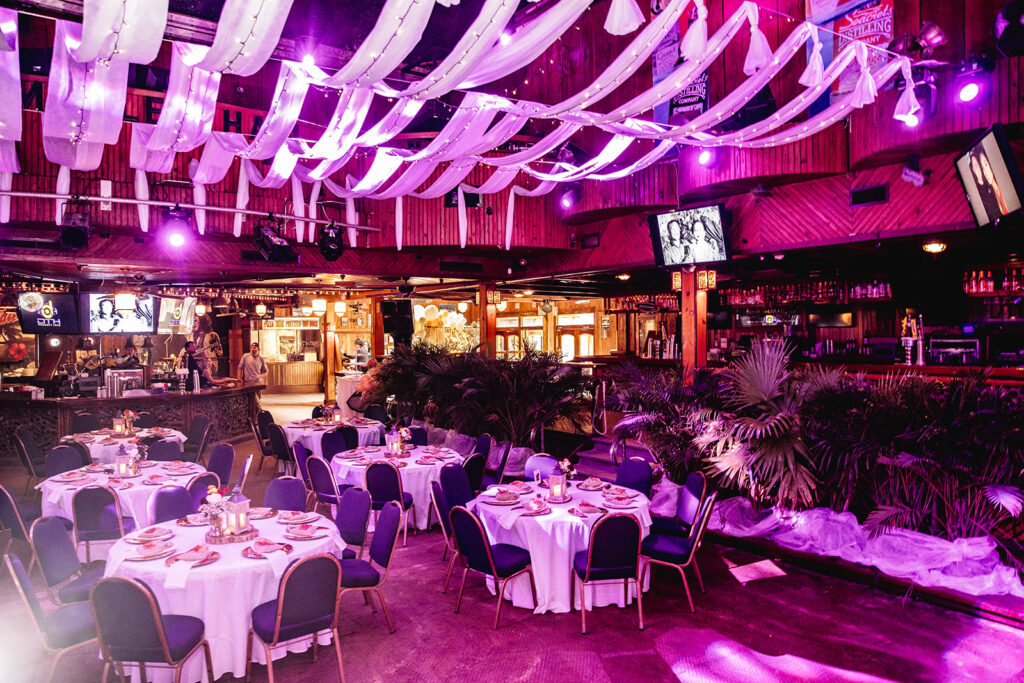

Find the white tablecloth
[[37, 461, 207, 529], [334, 374, 363, 418], [281, 419, 385, 457], [105, 513, 344, 682], [329, 445, 462, 530], [60, 427, 187, 464], [470, 484, 652, 614]]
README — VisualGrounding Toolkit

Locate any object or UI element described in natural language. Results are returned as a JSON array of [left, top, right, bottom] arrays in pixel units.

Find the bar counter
[[265, 360, 323, 394], [0, 384, 264, 463]]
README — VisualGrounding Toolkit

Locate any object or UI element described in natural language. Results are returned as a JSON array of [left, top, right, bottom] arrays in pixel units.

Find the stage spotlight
[[954, 58, 994, 107], [318, 222, 344, 261], [559, 183, 580, 209], [697, 148, 715, 166], [160, 205, 193, 249], [888, 21, 947, 58], [302, 54, 316, 67], [59, 201, 90, 250], [252, 217, 299, 263]]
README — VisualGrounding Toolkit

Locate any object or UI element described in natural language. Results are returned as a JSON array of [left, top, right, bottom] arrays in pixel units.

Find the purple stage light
[[166, 231, 187, 248], [697, 149, 714, 166], [302, 54, 316, 67], [903, 113, 920, 127], [958, 82, 980, 102], [500, 32, 512, 45], [160, 206, 193, 250], [954, 59, 993, 108]]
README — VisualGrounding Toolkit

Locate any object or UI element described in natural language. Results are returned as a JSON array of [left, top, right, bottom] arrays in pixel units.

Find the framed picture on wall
[[357, 316, 366, 327], [341, 317, 349, 327]]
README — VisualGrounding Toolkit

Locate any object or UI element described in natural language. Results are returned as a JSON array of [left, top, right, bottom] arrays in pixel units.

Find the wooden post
[[371, 298, 384, 358], [479, 284, 496, 359], [324, 310, 336, 401], [679, 271, 698, 368]]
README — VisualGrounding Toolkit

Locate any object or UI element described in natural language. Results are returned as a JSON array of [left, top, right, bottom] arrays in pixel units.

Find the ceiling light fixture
[[922, 240, 947, 254], [616, 273, 631, 281]]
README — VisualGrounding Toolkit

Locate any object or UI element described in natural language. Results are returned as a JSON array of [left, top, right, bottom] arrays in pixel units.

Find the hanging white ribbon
[[679, 0, 709, 61], [743, 4, 772, 75], [504, 180, 558, 250], [307, 180, 321, 242], [850, 42, 878, 108], [55, 165, 71, 223], [194, 0, 295, 76], [395, 195, 403, 251], [892, 57, 921, 124], [291, 175, 306, 242], [605, 0, 646, 36], [133, 168, 150, 232], [73, 0, 168, 64], [799, 29, 825, 87]]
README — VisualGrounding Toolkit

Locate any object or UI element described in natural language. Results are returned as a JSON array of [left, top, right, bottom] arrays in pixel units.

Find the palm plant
[[370, 342, 451, 422]]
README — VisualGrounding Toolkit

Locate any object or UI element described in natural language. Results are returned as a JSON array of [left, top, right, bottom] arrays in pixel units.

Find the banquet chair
[[147, 439, 181, 462], [14, 425, 47, 493], [247, 554, 344, 683], [256, 410, 276, 441], [321, 428, 358, 461], [69, 411, 101, 434], [182, 415, 211, 465], [71, 486, 136, 562], [1, 485, 72, 573], [365, 462, 415, 547], [615, 457, 653, 499], [292, 443, 314, 508], [439, 463, 474, 509], [264, 477, 308, 512], [449, 506, 536, 629], [250, 416, 277, 474], [482, 443, 513, 489], [133, 412, 158, 429], [363, 404, 389, 426], [64, 440, 92, 467], [206, 443, 234, 487], [640, 492, 718, 613], [46, 445, 84, 478], [461, 453, 486, 494], [307, 456, 349, 517], [5, 553, 98, 683], [311, 405, 326, 419], [524, 454, 559, 481], [408, 427, 428, 446], [571, 514, 644, 634], [267, 424, 296, 476], [334, 486, 371, 560], [650, 471, 707, 537], [187, 473, 220, 511], [473, 434, 493, 463], [91, 576, 214, 683], [148, 486, 196, 525], [338, 500, 401, 633], [429, 482, 459, 593], [30, 516, 105, 605]]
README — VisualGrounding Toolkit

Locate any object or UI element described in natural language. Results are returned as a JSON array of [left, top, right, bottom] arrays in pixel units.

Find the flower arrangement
[[558, 458, 577, 478], [398, 427, 412, 442], [199, 486, 227, 521]]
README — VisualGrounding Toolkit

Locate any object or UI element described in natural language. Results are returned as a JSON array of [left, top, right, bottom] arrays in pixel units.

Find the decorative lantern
[[385, 429, 402, 455], [224, 487, 251, 535], [548, 473, 568, 502], [112, 417, 125, 435], [114, 447, 130, 476], [332, 407, 343, 425]]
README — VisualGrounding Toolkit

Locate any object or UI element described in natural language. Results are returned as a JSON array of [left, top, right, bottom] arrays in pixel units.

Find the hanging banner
[[805, 0, 892, 97], [652, 1, 708, 125]]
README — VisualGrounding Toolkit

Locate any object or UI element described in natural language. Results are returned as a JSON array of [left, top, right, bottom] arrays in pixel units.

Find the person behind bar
[[238, 342, 268, 396]]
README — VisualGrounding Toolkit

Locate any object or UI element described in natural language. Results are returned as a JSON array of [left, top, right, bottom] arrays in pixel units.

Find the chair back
[[449, 506, 498, 577], [187, 473, 221, 510], [72, 486, 125, 539], [206, 443, 234, 486], [185, 415, 211, 460], [133, 412, 157, 429], [5, 553, 50, 643], [0, 485, 30, 541], [30, 516, 82, 588], [492, 442, 513, 483], [678, 471, 708, 526], [430, 481, 452, 541], [320, 429, 355, 461], [408, 427, 428, 446], [583, 514, 641, 582], [148, 486, 195, 524], [256, 410, 275, 441], [69, 411, 101, 434], [685, 491, 718, 563], [15, 426, 42, 471], [311, 405, 325, 419], [307, 456, 341, 505], [293, 442, 312, 487], [369, 501, 402, 571], [267, 424, 293, 462], [148, 439, 181, 462], [346, 392, 367, 414], [334, 487, 371, 549], [46, 445, 83, 477], [461, 453, 485, 493], [473, 434, 492, 462], [524, 454, 559, 480], [440, 463, 474, 508], [615, 457, 652, 498], [269, 554, 341, 645], [90, 577, 176, 664], [264, 477, 307, 512], [365, 462, 404, 505], [64, 441, 92, 467], [363, 404, 388, 424]]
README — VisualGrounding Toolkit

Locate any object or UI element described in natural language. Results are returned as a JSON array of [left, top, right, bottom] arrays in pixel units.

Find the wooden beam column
[[371, 298, 384, 359], [679, 271, 707, 368], [479, 284, 497, 359]]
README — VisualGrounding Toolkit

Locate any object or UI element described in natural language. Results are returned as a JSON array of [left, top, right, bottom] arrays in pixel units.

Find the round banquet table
[[334, 373, 363, 418], [281, 417, 385, 457], [104, 511, 344, 682], [60, 427, 187, 464], [469, 483, 652, 614], [329, 444, 463, 530], [37, 461, 207, 530]]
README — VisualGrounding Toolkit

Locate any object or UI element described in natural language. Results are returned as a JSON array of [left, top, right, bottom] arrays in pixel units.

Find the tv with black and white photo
[[85, 293, 156, 334], [648, 204, 729, 267], [954, 123, 1024, 228]]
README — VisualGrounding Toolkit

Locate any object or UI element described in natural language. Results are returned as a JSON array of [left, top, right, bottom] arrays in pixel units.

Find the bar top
[[0, 384, 266, 403]]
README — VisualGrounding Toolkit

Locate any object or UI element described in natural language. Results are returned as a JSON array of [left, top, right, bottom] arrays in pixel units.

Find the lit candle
[[332, 408, 342, 425], [550, 473, 567, 500], [113, 418, 125, 434]]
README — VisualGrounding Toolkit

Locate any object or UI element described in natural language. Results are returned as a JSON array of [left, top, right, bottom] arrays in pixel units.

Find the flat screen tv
[[954, 123, 1024, 228], [16, 292, 80, 334], [380, 300, 414, 335], [157, 297, 196, 334], [84, 293, 156, 334], [649, 204, 729, 267]]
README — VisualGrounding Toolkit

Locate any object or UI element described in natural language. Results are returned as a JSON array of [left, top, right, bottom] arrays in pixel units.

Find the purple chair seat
[[640, 532, 693, 562], [79, 506, 135, 541], [340, 547, 357, 559], [57, 566, 106, 603], [572, 551, 637, 581], [43, 602, 97, 649], [371, 491, 412, 511], [339, 559, 380, 588], [485, 544, 531, 578], [109, 614, 204, 663], [251, 599, 334, 644], [649, 516, 688, 536]]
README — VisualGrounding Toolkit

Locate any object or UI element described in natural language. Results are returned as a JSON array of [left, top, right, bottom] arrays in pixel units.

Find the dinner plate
[[144, 477, 172, 486], [577, 481, 607, 492], [126, 528, 174, 544], [603, 500, 637, 509], [138, 461, 160, 468], [602, 489, 639, 499], [125, 543, 175, 561], [278, 512, 319, 525], [505, 483, 534, 494], [481, 497, 520, 506], [54, 472, 90, 483], [283, 527, 329, 541], [177, 514, 208, 527], [83, 464, 107, 473], [242, 544, 294, 560], [106, 481, 135, 490], [166, 551, 220, 567], [248, 507, 278, 520], [521, 507, 552, 517]]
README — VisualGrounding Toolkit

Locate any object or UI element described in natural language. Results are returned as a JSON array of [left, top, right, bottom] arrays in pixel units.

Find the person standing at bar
[[238, 342, 268, 399]]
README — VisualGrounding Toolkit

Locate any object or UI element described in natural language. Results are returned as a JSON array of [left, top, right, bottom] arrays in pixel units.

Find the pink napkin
[[254, 538, 290, 575], [164, 545, 209, 589], [287, 524, 325, 539]]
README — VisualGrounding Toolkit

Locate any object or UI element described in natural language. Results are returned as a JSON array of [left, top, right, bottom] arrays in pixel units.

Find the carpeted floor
[[5, 416, 1024, 682]]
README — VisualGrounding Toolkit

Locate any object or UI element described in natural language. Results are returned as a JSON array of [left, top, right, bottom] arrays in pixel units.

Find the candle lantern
[[332, 407, 343, 425], [548, 473, 569, 503], [224, 487, 251, 535], [112, 418, 125, 435], [385, 430, 402, 455], [114, 447, 130, 476]]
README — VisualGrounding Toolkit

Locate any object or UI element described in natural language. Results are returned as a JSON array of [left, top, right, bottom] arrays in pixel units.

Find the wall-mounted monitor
[[16, 292, 80, 334], [648, 204, 729, 267], [381, 300, 414, 335], [954, 123, 1024, 228], [157, 297, 196, 334], [84, 293, 156, 334]]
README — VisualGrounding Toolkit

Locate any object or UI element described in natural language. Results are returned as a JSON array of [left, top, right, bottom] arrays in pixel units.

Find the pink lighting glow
[[903, 113, 920, 128], [302, 54, 316, 67], [500, 33, 512, 46], [697, 149, 714, 166], [958, 82, 980, 102], [166, 231, 186, 248]]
